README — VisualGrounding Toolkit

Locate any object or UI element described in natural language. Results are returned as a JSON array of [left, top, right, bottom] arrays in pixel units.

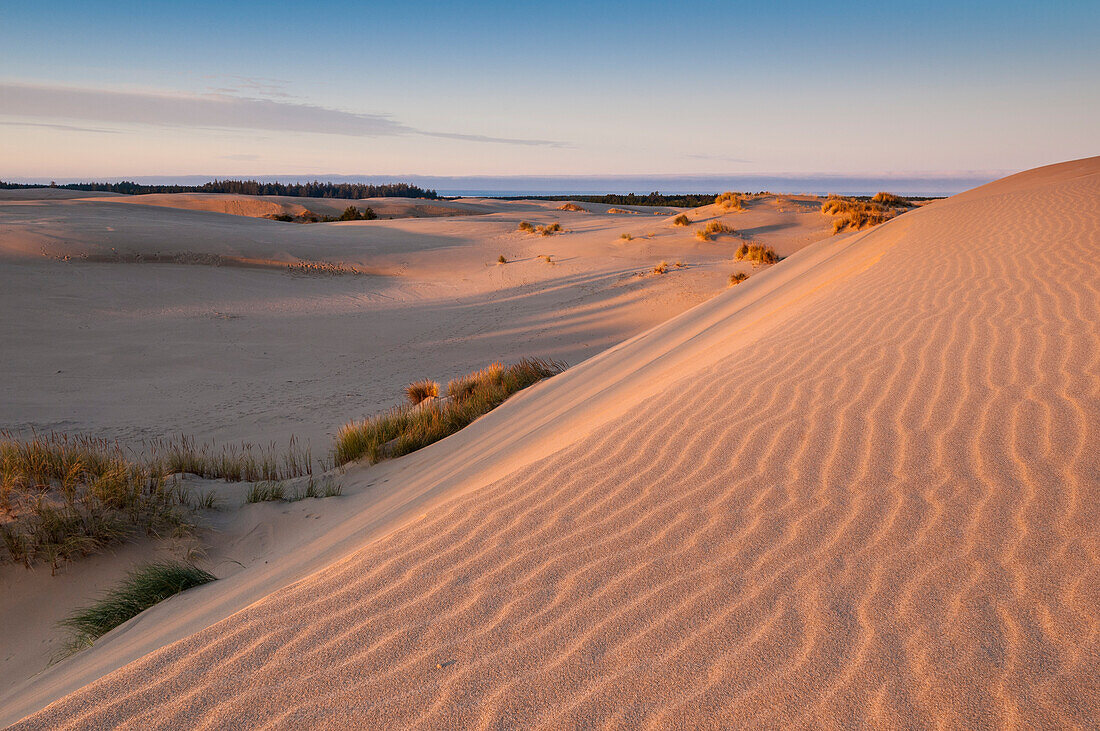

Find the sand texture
[[4, 158, 1100, 727]]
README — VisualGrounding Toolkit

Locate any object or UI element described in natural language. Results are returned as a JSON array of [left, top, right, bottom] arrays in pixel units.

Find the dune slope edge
[[11, 157, 1100, 728]]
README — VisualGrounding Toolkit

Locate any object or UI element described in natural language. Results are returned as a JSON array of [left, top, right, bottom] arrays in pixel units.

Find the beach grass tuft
[[59, 560, 215, 652]]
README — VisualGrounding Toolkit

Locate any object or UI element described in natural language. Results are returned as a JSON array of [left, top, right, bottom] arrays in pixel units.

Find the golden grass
[[620, 233, 633, 241], [735, 243, 779, 265], [728, 272, 749, 286], [538, 222, 563, 236], [517, 221, 535, 232], [696, 220, 736, 241], [821, 195, 902, 233], [715, 192, 744, 211], [334, 358, 567, 467], [405, 379, 440, 405], [672, 214, 691, 226], [652, 261, 669, 275], [1, 431, 329, 568], [871, 191, 910, 207], [557, 202, 586, 212]]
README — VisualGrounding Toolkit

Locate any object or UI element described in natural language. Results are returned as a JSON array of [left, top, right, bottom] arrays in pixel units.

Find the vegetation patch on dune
[[672, 214, 691, 226], [1, 431, 333, 568], [728, 272, 749, 286], [696, 220, 736, 241], [59, 560, 215, 653], [822, 193, 912, 233], [735, 243, 779, 265], [715, 191, 745, 211], [557, 202, 586, 212], [334, 358, 566, 466]]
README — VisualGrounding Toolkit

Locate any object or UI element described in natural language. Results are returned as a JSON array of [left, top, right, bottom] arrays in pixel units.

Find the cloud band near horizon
[[0, 82, 560, 147]]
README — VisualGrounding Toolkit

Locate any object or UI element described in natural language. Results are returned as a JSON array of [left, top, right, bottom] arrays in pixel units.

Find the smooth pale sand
[[0, 191, 826, 449], [4, 159, 1100, 727]]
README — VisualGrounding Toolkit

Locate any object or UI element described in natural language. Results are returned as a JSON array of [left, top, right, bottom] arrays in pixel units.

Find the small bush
[[652, 261, 669, 275], [871, 192, 910, 207], [672, 214, 691, 226], [60, 561, 215, 651], [337, 206, 377, 221], [715, 192, 744, 211], [734, 243, 779, 265], [536, 222, 563, 237], [518, 221, 535, 232], [405, 379, 440, 405], [498, 255, 508, 264], [821, 195, 896, 233], [334, 358, 566, 467], [729, 272, 749, 286], [557, 202, 586, 212], [675, 261, 685, 268], [620, 233, 633, 241], [270, 213, 294, 222]]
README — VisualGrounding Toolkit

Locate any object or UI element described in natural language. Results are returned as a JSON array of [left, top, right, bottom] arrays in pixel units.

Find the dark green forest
[[0, 179, 438, 199]]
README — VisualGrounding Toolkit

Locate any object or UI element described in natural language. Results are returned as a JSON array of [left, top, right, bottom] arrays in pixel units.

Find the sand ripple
[[12, 159, 1100, 728]]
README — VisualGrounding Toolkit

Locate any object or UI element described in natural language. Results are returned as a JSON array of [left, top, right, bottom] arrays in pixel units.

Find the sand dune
[[0, 191, 830, 449], [5, 158, 1099, 727]]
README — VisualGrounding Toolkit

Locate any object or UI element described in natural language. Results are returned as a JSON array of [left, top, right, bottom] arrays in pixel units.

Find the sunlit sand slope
[[12, 158, 1100, 727]]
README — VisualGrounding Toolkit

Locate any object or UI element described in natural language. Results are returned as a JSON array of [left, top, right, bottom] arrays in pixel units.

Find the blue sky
[[1, 1, 1096, 179]]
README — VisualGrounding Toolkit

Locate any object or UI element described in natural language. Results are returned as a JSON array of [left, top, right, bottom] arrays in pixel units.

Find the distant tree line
[[0, 179, 438, 199], [493, 192, 729, 207]]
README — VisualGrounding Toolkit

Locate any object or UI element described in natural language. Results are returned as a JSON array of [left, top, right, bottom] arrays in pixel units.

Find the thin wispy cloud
[[0, 120, 122, 134], [0, 82, 561, 147], [684, 153, 753, 164]]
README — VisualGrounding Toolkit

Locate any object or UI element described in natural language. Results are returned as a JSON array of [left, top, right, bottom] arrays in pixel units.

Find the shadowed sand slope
[[10, 158, 1100, 727]]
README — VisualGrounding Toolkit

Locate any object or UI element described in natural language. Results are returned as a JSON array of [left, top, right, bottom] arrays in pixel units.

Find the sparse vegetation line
[[335, 358, 566, 467], [59, 561, 215, 652]]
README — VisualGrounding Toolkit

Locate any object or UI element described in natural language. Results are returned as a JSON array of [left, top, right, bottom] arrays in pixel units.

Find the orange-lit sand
[[3, 159, 1098, 726]]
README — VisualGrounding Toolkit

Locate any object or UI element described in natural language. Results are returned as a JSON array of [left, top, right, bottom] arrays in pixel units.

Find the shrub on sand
[[517, 221, 535, 233], [652, 261, 669, 275], [537, 222, 563, 236], [715, 192, 744, 211], [620, 233, 633, 241], [59, 561, 215, 652], [729, 272, 749, 286], [821, 195, 898, 233], [871, 191, 910, 207], [334, 358, 566, 466], [557, 202, 586, 212], [672, 214, 691, 226], [405, 379, 440, 405], [735, 243, 779, 265], [497, 255, 508, 264]]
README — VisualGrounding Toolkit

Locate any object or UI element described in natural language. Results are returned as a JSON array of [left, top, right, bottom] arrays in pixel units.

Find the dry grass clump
[[1, 432, 186, 569], [620, 232, 633, 241], [672, 214, 691, 226], [715, 192, 744, 211], [729, 272, 749, 286], [652, 261, 670, 275], [696, 220, 736, 241], [735, 243, 779, 265], [821, 194, 908, 233], [557, 202, 586, 212], [148, 435, 316, 483], [497, 254, 508, 264], [0, 430, 333, 568], [334, 357, 567, 466], [405, 379, 440, 404], [59, 560, 215, 653], [871, 191, 910, 207], [517, 221, 535, 232], [538, 222, 563, 236]]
